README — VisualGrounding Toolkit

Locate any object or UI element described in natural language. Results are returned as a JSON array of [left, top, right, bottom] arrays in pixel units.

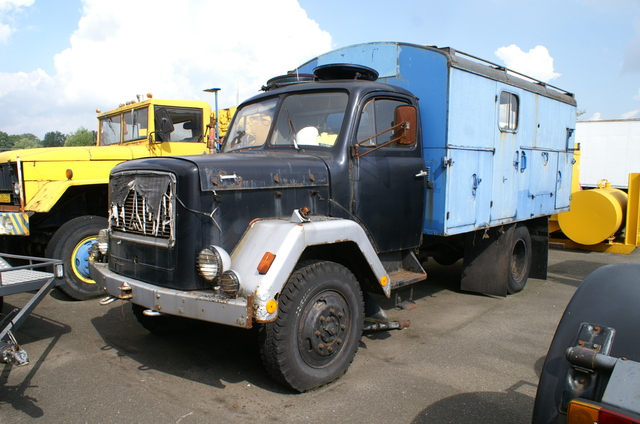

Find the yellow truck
[[0, 95, 234, 300]]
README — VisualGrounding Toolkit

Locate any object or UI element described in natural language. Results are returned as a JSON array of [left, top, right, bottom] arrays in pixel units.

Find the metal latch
[[415, 167, 434, 189], [561, 323, 616, 411]]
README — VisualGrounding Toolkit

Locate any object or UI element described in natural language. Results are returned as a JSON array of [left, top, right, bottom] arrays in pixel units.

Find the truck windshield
[[223, 92, 348, 152]]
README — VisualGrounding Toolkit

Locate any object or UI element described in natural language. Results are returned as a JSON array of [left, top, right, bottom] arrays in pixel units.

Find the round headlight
[[218, 270, 240, 297], [197, 245, 231, 281]]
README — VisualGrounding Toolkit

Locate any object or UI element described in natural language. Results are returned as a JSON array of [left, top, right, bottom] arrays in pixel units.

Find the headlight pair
[[197, 245, 239, 297]]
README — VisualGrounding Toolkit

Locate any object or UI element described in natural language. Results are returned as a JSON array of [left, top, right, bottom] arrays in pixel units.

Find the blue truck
[[89, 42, 577, 391]]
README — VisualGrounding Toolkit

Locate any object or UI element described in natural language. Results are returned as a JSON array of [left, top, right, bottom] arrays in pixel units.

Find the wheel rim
[[511, 239, 528, 282], [71, 236, 98, 284], [298, 290, 351, 368]]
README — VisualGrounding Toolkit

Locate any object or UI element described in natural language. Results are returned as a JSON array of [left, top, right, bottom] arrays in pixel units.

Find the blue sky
[[1, 0, 639, 138]]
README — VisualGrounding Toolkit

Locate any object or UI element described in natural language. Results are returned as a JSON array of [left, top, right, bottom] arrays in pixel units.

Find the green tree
[[65, 127, 95, 146], [13, 136, 41, 149], [0, 131, 12, 151], [43, 131, 66, 147], [10, 133, 41, 149], [7, 133, 39, 148]]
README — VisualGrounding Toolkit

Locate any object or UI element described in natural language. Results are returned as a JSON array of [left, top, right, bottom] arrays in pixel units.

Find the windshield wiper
[[285, 109, 300, 151]]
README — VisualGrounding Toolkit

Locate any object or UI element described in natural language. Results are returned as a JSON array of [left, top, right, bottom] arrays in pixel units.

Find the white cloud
[[0, 0, 34, 43], [0, 69, 53, 97], [0, 22, 12, 43], [621, 110, 640, 119], [0, 0, 333, 138], [0, 0, 34, 10], [589, 112, 602, 121], [494, 45, 561, 82]]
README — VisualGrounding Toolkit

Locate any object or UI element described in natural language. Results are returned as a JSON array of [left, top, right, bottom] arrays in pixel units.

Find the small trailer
[[0, 253, 64, 366]]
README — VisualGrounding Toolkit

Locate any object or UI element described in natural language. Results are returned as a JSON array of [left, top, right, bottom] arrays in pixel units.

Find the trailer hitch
[[0, 308, 29, 366]]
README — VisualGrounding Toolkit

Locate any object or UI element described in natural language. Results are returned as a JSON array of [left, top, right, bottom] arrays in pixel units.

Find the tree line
[[0, 127, 96, 151]]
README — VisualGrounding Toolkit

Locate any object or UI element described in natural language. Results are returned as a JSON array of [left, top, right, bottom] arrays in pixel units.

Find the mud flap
[[528, 216, 549, 280], [460, 225, 515, 296]]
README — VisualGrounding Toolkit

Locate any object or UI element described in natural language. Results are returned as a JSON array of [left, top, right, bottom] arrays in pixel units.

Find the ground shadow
[[91, 304, 289, 394], [547, 259, 610, 288], [0, 301, 71, 419], [412, 380, 537, 423]]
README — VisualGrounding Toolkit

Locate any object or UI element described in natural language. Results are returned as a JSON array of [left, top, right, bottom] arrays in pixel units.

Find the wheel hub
[[72, 237, 98, 280], [511, 239, 527, 280], [299, 291, 350, 367]]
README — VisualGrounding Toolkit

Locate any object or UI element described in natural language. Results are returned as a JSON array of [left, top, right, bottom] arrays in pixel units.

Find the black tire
[[259, 260, 364, 392], [507, 225, 532, 294], [45, 215, 107, 300]]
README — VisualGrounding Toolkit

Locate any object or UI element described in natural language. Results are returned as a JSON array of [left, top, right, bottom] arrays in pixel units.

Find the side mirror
[[394, 105, 417, 146], [150, 107, 175, 143]]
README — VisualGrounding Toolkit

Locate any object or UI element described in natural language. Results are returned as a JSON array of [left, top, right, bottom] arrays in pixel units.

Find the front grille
[[109, 171, 176, 241]]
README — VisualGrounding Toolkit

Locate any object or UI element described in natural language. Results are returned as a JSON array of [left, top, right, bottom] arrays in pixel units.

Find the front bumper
[[89, 262, 253, 328]]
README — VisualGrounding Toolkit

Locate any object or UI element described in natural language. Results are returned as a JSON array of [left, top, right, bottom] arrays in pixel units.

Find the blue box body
[[296, 42, 577, 236]]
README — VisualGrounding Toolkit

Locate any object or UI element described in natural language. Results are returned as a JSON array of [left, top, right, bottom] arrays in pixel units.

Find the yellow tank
[[558, 181, 628, 245]]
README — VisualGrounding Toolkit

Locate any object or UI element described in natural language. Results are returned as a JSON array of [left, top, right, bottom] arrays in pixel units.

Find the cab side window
[[100, 115, 121, 146], [356, 98, 409, 147], [123, 107, 148, 142]]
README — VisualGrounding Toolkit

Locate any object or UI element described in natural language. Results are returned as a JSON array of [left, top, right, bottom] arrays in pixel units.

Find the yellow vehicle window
[[124, 107, 149, 142], [100, 115, 121, 146]]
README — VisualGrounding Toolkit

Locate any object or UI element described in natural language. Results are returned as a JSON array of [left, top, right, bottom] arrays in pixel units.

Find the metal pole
[[203, 87, 221, 141], [214, 90, 220, 140]]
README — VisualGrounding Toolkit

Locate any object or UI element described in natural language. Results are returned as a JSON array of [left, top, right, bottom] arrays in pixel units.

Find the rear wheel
[[507, 225, 532, 294], [45, 215, 107, 300], [259, 260, 364, 392]]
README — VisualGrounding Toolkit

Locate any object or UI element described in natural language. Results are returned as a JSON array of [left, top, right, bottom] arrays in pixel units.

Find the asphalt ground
[[1, 246, 638, 424]]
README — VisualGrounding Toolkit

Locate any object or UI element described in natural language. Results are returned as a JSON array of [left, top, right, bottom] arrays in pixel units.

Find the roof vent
[[261, 74, 315, 91], [313, 64, 379, 81]]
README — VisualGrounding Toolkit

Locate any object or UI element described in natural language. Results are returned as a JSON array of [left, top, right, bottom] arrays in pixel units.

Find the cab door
[[351, 97, 425, 253]]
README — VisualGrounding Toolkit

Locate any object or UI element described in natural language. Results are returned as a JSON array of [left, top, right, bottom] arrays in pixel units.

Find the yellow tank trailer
[[551, 171, 640, 253], [559, 181, 628, 245]]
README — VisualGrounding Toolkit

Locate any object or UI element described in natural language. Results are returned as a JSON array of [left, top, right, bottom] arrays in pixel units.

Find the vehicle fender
[[532, 263, 640, 424], [25, 179, 108, 212], [229, 216, 390, 322]]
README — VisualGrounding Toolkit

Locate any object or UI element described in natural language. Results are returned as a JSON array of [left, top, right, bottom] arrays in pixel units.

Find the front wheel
[[259, 260, 364, 392], [45, 215, 107, 300], [507, 225, 532, 294]]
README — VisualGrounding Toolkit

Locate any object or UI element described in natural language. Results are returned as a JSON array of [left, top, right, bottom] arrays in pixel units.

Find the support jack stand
[[395, 286, 417, 310]]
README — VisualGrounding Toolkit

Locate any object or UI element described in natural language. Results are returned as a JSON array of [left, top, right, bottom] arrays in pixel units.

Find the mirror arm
[[352, 121, 408, 159], [148, 131, 161, 145]]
